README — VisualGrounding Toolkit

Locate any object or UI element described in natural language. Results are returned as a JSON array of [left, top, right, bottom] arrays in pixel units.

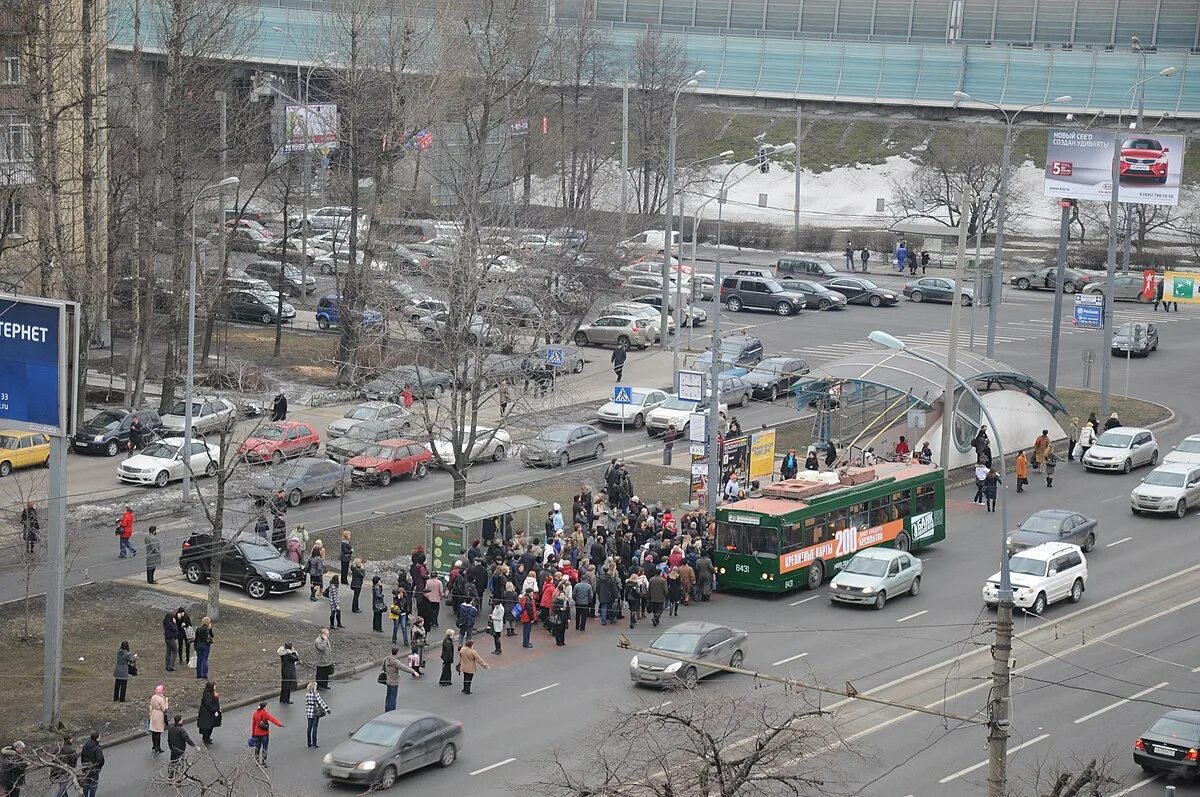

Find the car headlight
[[365, 467, 377, 474], [1006, 536, 1013, 547], [94, 434, 105, 442], [630, 655, 638, 668], [664, 661, 682, 673], [861, 586, 874, 594], [357, 761, 376, 772], [266, 572, 283, 581], [718, 567, 726, 575], [323, 753, 333, 765]]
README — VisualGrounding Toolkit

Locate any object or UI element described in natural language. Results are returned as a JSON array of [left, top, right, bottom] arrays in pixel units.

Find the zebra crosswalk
[[790, 328, 1028, 363]]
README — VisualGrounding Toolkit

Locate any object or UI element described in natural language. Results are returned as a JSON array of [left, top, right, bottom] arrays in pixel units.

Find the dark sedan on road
[[902, 277, 973, 305], [1111, 321, 1159, 357], [222, 290, 296, 324], [743, 357, 810, 402], [73, 407, 163, 457], [774, 277, 848, 310], [322, 710, 463, 789], [1008, 266, 1097, 293], [520, 422, 608, 467], [247, 456, 350, 506], [823, 276, 900, 307], [1134, 709, 1200, 776], [179, 532, 306, 599], [1007, 510, 1098, 555]]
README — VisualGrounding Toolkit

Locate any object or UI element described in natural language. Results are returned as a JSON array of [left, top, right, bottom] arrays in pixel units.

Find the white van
[[618, 230, 681, 258]]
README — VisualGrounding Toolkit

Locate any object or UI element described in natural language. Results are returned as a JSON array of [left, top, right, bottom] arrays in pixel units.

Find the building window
[[1, 41, 18, 85], [4, 195, 23, 236], [0, 117, 27, 162]]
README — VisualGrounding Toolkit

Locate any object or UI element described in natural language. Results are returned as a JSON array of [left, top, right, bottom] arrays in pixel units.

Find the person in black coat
[[197, 682, 221, 744], [824, 440, 838, 468], [166, 714, 195, 781], [162, 612, 179, 672], [277, 643, 299, 704], [19, 501, 38, 555], [339, 532, 354, 584], [80, 733, 104, 796], [271, 392, 288, 422], [611, 343, 627, 382], [349, 560, 366, 613], [439, 630, 456, 686], [50, 734, 76, 796]]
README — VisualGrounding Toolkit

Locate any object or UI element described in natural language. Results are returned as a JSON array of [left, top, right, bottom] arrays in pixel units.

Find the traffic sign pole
[[613, 385, 632, 457], [1048, 199, 1073, 395]]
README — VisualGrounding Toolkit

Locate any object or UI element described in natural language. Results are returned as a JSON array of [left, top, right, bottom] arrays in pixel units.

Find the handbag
[[257, 719, 270, 731], [377, 668, 388, 684], [127, 663, 138, 677], [185, 626, 197, 642], [510, 602, 523, 619], [187, 654, 197, 669], [315, 702, 327, 718]]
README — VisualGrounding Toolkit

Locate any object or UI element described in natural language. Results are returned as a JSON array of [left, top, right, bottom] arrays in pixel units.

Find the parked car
[[222, 290, 295, 325], [348, 438, 433, 486], [478, 294, 539, 328], [548, 227, 588, 250], [596, 388, 669, 429], [695, 334, 764, 375], [616, 229, 678, 259], [982, 542, 1087, 615], [824, 276, 900, 307], [247, 456, 350, 506], [244, 260, 317, 296], [327, 419, 414, 462], [1130, 463, 1200, 518], [373, 241, 428, 273], [1134, 709, 1200, 777], [0, 430, 50, 477], [602, 301, 674, 336], [1082, 427, 1159, 473], [403, 297, 451, 324], [523, 344, 586, 375], [160, 397, 237, 436], [327, 401, 411, 440], [112, 276, 178, 312], [515, 233, 564, 254], [417, 312, 499, 347], [290, 205, 368, 233], [361, 365, 452, 401], [719, 275, 806, 315], [1111, 321, 1159, 357], [430, 426, 512, 466], [1009, 266, 1097, 293], [220, 272, 276, 295], [1082, 274, 1154, 303], [829, 548, 923, 610], [238, 421, 321, 464], [574, 315, 655, 350], [776, 255, 839, 279], [117, 438, 220, 487], [773, 277, 848, 310], [628, 621, 747, 689], [321, 710, 463, 789], [630, 293, 707, 327], [72, 407, 163, 457], [902, 277, 973, 305], [1007, 510, 1098, 554], [315, 294, 383, 331], [520, 422, 609, 467], [743, 357, 810, 402], [715, 375, 752, 408], [1119, 137, 1170, 183], [179, 532, 306, 599], [255, 237, 319, 267], [645, 396, 727, 437], [225, 224, 275, 252], [1163, 434, 1200, 466]]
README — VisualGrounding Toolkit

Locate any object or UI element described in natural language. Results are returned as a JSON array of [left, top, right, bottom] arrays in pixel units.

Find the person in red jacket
[[538, 573, 556, 630], [117, 506, 137, 559], [249, 702, 283, 766]]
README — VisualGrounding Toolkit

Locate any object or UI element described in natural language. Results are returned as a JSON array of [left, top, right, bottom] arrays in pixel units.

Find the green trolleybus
[[713, 462, 946, 593]]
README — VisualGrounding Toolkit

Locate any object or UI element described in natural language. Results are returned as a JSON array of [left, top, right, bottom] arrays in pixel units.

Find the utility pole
[[1100, 128, 1121, 420], [42, 436, 68, 726], [793, 104, 801, 251], [943, 190, 970, 469], [969, 206, 983, 352], [620, 66, 629, 242], [299, 65, 311, 302], [986, 586, 1015, 797], [661, 105, 679, 351], [1048, 199, 1072, 394], [215, 90, 228, 350], [986, 125, 1013, 359]]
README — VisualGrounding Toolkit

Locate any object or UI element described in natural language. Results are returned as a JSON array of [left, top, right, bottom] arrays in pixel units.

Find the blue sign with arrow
[[613, 385, 632, 404]]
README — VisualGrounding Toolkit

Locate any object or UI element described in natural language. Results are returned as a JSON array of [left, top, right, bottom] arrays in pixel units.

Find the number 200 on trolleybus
[[713, 462, 946, 593]]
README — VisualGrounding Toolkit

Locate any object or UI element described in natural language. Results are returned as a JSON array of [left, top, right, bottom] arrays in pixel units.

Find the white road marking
[[520, 683, 560, 698], [790, 595, 820, 606], [1102, 495, 1124, 503], [1107, 536, 1134, 547], [637, 700, 673, 714], [1109, 775, 1159, 796], [896, 610, 928, 623], [470, 758, 516, 776], [938, 734, 1050, 783], [1074, 682, 1169, 724], [772, 653, 809, 666]]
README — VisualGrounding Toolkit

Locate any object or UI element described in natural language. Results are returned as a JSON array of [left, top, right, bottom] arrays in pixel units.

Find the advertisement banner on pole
[[1043, 129, 1184, 207], [1141, 269, 1158, 301], [690, 455, 707, 510], [1163, 271, 1200, 304], [721, 435, 751, 485], [749, 429, 776, 480], [284, 104, 339, 153], [0, 294, 78, 436]]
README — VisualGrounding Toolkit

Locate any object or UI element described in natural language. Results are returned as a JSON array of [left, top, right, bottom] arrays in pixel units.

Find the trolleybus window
[[722, 522, 779, 557]]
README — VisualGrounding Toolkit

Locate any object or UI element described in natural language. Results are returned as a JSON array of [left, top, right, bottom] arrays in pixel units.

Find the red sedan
[[348, 438, 433, 486], [238, 421, 321, 464]]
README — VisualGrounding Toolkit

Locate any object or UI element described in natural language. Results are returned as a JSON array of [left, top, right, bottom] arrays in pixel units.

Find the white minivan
[[617, 229, 681, 258], [982, 542, 1087, 615]]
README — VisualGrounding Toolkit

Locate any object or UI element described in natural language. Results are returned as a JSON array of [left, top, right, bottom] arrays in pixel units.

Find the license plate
[[1153, 745, 1176, 757], [1131, 165, 1150, 171], [289, 581, 302, 588], [329, 766, 350, 778]]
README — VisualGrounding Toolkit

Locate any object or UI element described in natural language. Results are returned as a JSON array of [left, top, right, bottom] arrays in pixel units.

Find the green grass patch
[[1055, 387, 1171, 430]]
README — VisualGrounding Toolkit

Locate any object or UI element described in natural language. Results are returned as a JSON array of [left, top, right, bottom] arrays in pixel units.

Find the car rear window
[[1149, 717, 1200, 743]]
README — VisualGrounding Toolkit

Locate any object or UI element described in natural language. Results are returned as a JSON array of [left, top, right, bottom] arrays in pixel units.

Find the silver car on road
[[629, 621, 748, 689], [1082, 427, 1159, 473]]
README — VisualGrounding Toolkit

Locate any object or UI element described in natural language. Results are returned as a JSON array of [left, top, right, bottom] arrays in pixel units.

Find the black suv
[[179, 532, 306, 600], [720, 276, 806, 316], [72, 407, 163, 457]]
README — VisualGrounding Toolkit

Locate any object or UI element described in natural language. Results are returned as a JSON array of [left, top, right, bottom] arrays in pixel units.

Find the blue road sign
[[613, 385, 633, 404], [545, 347, 565, 367], [1073, 294, 1103, 329]]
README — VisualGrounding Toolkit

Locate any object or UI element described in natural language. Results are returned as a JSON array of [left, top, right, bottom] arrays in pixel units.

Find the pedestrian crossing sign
[[613, 385, 633, 404], [545, 347, 565, 366]]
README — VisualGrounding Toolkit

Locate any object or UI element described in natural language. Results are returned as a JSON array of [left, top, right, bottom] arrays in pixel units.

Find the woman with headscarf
[[439, 629, 457, 687], [148, 685, 169, 754]]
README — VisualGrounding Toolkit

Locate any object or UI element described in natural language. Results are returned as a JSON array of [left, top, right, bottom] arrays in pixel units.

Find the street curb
[[98, 658, 382, 748]]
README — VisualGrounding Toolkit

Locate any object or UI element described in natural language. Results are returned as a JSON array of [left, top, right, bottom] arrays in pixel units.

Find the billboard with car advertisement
[[1043, 129, 1184, 207], [284, 104, 339, 153]]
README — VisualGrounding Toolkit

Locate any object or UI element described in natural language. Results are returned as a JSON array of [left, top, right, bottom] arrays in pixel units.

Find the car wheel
[[1083, 533, 1095, 552], [1150, 450, 1159, 465], [184, 563, 207, 584], [270, 449, 283, 466], [894, 532, 911, 553], [1123, 458, 1132, 474], [558, 452, 570, 467], [421, 327, 436, 339], [332, 481, 346, 498], [317, 317, 330, 330], [1030, 592, 1047, 615], [573, 332, 589, 346], [594, 443, 606, 460], [631, 413, 645, 429], [105, 440, 120, 457], [378, 764, 398, 789], [204, 462, 218, 478], [1063, 281, 1077, 294], [726, 297, 743, 312], [775, 301, 793, 316], [260, 313, 273, 325], [807, 559, 825, 590], [288, 489, 303, 507], [1176, 500, 1187, 519], [433, 384, 445, 397], [1016, 278, 1030, 290], [410, 314, 421, 325], [869, 295, 882, 307], [378, 470, 393, 487], [573, 359, 585, 374], [910, 576, 921, 597], [729, 650, 744, 669], [874, 591, 887, 611], [491, 444, 506, 462], [154, 470, 170, 488], [617, 335, 631, 348], [246, 578, 268, 600], [768, 385, 778, 402], [960, 293, 972, 306], [439, 744, 457, 768], [414, 463, 428, 480], [739, 393, 749, 408], [681, 667, 699, 689], [1068, 579, 1084, 604], [817, 298, 830, 310], [909, 291, 923, 303]]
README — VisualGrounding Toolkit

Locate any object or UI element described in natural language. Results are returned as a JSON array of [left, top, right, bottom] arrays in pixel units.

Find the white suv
[[982, 542, 1087, 615], [1131, 463, 1200, 518]]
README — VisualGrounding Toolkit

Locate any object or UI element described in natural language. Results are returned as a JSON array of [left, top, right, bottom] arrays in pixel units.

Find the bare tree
[[629, 30, 692, 217], [1008, 752, 1124, 797]]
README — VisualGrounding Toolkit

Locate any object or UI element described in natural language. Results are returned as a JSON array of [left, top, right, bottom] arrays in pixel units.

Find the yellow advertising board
[[749, 429, 777, 480], [1164, 271, 1200, 304]]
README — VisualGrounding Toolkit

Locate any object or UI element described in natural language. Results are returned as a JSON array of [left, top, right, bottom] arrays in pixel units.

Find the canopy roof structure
[[428, 495, 543, 526]]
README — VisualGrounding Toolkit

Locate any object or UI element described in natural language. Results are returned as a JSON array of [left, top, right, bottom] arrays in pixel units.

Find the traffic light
[[758, 146, 769, 173]]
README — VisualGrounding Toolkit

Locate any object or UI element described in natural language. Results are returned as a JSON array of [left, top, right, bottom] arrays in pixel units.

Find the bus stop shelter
[[425, 495, 543, 574]]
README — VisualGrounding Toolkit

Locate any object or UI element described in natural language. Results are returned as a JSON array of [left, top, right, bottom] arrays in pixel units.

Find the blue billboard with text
[[0, 296, 69, 432]]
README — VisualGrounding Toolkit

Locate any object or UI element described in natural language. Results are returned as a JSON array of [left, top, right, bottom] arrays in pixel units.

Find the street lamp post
[[182, 176, 241, 503], [951, 92, 1071, 359], [706, 143, 795, 513], [661, 70, 705, 350], [867, 329, 1011, 797]]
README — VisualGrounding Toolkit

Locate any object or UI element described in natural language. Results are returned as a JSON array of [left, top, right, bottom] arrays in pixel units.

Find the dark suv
[[179, 532, 306, 600], [720, 276, 806, 316], [72, 407, 163, 457]]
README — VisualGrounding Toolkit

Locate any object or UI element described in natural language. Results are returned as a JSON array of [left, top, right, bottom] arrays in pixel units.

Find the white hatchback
[[982, 542, 1087, 615]]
